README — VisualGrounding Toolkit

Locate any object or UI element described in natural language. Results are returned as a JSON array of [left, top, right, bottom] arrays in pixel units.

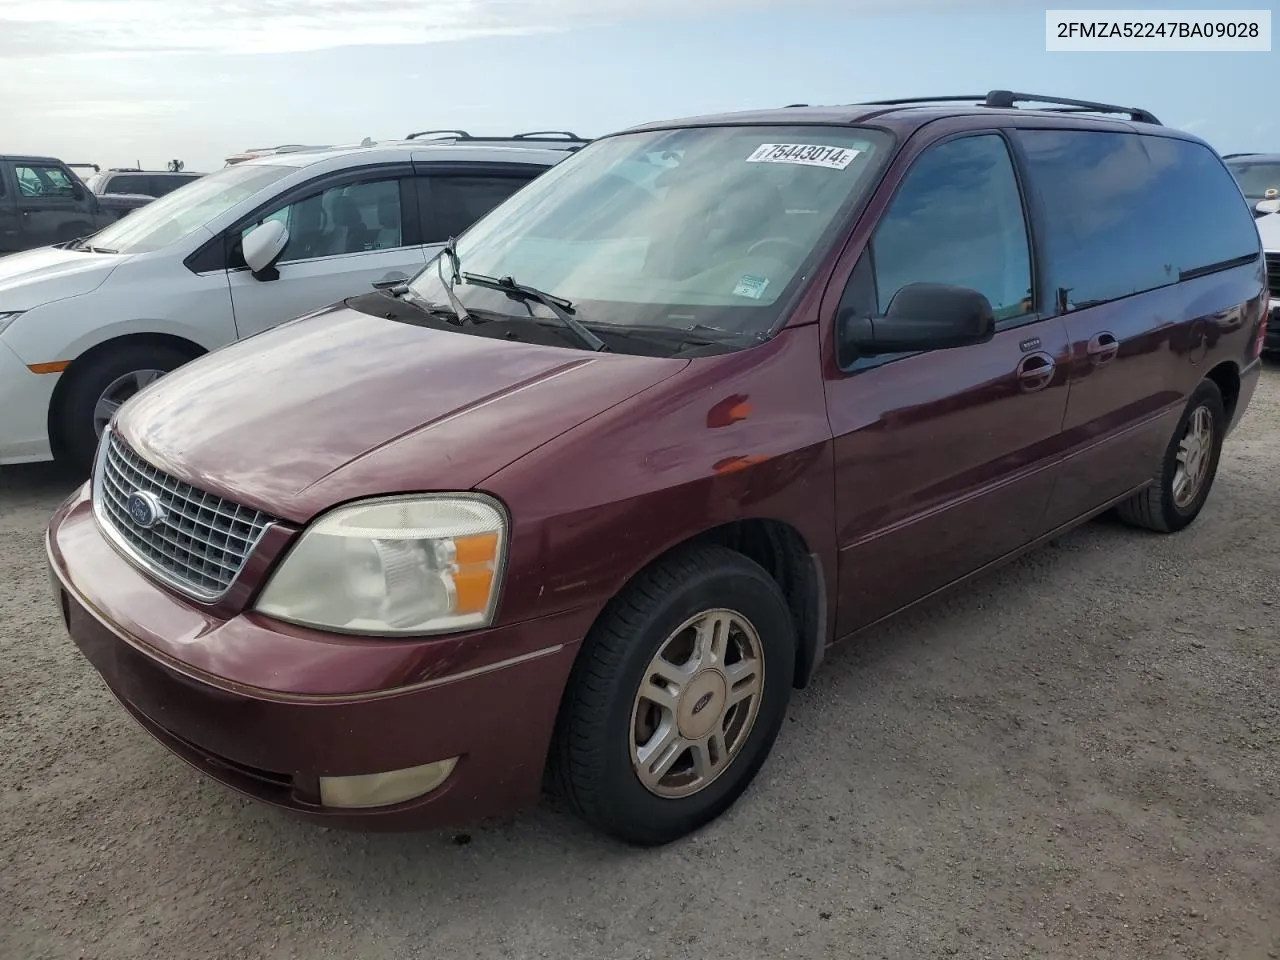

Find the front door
[[12, 161, 96, 248], [227, 175, 427, 338], [823, 132, 1071, 635]]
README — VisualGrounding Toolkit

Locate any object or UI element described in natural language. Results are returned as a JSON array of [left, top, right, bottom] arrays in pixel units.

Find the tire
[[550, 545, 796, 846], [55, 344, 190, 473], [1115, 379, 1226, 533]]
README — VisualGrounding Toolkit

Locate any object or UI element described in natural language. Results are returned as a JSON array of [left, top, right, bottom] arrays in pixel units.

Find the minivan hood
[[0, 245, 123, 309], [118, 303, 689, 523]]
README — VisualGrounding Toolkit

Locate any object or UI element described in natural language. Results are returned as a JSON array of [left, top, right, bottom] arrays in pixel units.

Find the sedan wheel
[[93, 369, 166, 438]]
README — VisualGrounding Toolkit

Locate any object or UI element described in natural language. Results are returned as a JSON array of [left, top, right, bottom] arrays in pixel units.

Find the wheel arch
[[47, 331, 207, 458], [1203, 360, 1241, 424], [579, 517, 828, 692]]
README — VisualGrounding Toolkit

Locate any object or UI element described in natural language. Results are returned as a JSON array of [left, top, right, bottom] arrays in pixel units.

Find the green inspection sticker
[[732, 274, 770, 300]]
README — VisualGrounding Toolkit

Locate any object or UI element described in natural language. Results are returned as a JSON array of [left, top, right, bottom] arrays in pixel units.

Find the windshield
[[406, 124, 890, 337], [1227, 160, 1280, 199], [86, 163, 293, 254]]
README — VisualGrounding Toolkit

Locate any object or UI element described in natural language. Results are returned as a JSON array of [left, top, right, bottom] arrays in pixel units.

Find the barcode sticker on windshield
[[746, 143, 860, 169]]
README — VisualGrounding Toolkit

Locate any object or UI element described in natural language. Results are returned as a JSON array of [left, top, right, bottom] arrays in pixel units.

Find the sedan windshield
[[407, 124, 891, 338], [1227, 160, 1280, 199], [86, 163, 293, 254]]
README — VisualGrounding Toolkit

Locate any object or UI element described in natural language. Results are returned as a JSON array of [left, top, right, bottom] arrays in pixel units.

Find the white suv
[[0, 141, 573, 469]]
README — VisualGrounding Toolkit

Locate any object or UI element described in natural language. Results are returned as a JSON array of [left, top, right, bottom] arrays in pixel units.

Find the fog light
[[319, 757, 458, 809]]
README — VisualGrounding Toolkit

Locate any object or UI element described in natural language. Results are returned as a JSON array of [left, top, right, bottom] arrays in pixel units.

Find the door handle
[[1087, 331, 1119, 366], [1016, 352, 1056, 392]]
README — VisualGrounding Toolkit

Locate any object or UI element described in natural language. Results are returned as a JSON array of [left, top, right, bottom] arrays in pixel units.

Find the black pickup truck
[[0, 155, 153, 255]]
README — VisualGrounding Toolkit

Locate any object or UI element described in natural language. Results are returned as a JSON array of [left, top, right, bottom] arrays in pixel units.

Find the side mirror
[[242, 220, 289, 280], [840, 282, 996, 356], [1256, 198, 1280, 216]]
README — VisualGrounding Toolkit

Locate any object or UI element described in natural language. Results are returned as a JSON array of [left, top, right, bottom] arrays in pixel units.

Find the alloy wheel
[[629, 608, 765, 799]]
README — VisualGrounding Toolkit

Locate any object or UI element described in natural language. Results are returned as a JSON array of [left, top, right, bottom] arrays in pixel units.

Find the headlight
[[255, 494, 507, 636], [0, 312, 24, 336]]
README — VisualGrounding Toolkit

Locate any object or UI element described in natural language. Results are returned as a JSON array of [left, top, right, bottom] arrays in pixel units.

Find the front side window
[[406, 124, 891, 338], [1226, 159, 1280, 199], [239, 178, 404, 264], [15, 165, 74, 198], [870, 134, 1032, 323], [1016, 130, 1259, 312]]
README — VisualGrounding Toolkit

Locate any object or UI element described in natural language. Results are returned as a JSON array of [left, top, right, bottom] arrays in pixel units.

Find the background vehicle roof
[[0, 154, 66, 164], [1225, 152, 1280, 163], [238, 142, 573, 170]]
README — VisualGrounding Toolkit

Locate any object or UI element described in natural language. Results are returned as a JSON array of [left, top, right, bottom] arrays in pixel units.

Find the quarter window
[[240, 178, 404, 264], [1015, 130, 1259, 312], [870, 134, 1033, 323]]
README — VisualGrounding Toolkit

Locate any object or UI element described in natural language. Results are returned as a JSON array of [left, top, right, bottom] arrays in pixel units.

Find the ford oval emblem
[[691, 692, 715, 716], [126, 490, 164, 530]]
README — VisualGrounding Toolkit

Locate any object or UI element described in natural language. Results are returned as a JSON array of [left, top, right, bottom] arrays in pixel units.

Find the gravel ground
[[2, 367, 1277, 960]]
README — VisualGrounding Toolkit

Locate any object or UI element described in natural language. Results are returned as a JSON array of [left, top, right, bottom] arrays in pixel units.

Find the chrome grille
[[1266, 253, 1280, 300], [93, 430, 276, 601]]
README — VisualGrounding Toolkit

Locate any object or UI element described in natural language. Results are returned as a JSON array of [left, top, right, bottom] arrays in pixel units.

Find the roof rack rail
[[405, 128, 589, 143], [1222, 152, 1261, 159], [857, 90, 1160, 125], [67, 163, 100, 172], [513, 130, 584, 140], [404, 129, 472, 140], [983, 90, 1160, 124]]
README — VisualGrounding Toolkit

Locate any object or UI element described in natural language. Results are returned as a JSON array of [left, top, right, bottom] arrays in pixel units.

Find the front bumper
[[0, 338, 56, 464], [46, 485, 591, 830]]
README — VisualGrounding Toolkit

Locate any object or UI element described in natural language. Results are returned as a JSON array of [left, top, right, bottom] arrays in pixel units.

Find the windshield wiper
[[460, 272, 609, 352], [433, 246, 475, 326]]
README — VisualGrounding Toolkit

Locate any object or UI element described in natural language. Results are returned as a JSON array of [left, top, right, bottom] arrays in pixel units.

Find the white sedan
[[0, 140, 570, 469]]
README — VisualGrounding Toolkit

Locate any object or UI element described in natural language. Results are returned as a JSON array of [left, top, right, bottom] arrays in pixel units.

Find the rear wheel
[[551, 545, 795, 846], [55, 344, 190, 473], [1115, 379, 1226, 533]]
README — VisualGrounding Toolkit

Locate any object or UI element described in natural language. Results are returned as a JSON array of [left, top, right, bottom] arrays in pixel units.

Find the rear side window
[[152, 176, 198, 197], [1015, 130, 1259, 311], [424, 175, 534, 242], [108, 174, 150, 195]]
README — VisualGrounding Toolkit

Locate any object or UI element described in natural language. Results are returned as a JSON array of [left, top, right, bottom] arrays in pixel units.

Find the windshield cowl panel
[[407, 125, 892, 347]]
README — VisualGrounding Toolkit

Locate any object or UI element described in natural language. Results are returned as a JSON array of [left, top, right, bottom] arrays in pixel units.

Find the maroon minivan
[[47, 91, 1267, 846]]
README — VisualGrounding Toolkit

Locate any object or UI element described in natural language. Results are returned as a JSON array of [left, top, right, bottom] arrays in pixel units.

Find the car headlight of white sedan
[[255, 494, 507, 636]]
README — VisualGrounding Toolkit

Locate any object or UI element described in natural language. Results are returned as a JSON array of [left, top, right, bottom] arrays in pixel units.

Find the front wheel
[[55, 344, 190, 473], [1115, 379, 1226, 533], [551, 545, 796, 846]]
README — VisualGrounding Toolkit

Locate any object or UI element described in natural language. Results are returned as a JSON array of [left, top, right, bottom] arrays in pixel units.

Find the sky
[[1, 0, 1274, 172]]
